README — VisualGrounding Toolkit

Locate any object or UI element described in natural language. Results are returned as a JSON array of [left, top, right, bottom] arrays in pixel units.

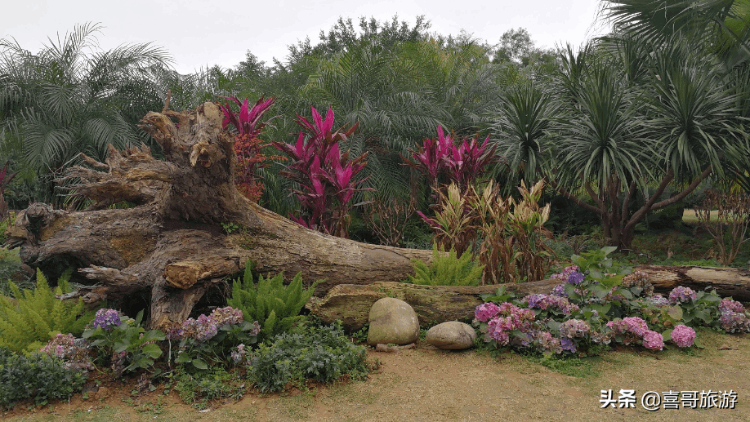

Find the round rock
[[367, 297, 419, 346], [425, 321, 476, 350]]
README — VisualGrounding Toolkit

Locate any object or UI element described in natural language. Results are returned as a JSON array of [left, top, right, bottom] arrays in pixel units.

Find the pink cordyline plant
[[218, 96, 282, 201], [219, 96, 276, 137], [403, 126, 498, 192], [273, 106, 372, 237]]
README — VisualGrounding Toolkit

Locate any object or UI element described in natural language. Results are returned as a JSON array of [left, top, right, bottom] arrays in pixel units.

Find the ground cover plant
[[0, 348, 87, 409], [249, 321, 370, 393]]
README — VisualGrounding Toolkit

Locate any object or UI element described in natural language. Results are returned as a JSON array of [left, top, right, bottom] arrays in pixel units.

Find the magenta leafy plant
[[218, 96, 283, 202], [273, 106, 371, 237], [219, 96, 275, 137], [403, 126, 497, 192]]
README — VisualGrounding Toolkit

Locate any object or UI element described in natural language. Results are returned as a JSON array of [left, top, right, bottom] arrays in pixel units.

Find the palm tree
[[494, 39, 744, 250], [601, 0, 750, 67], [0, 23, 171, 202]]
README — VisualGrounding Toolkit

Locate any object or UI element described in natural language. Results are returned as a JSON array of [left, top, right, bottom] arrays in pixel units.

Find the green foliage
[[0, 350, 86, 408], [249, 322, 369, 393], [175, 367, 245, 408], [570, 246, 632, 287], [0, 212, 15, 245], [82, 310, 165, 374], [351, 323, 370, 344], [221, 222, 241, 234], [406, 244, 483, 286], [526, 354, 601, 378], [228, 261, 320, 340], [0, 23, 172, 204], [0, 269, 94, 354], [0, 247, 25, 297]]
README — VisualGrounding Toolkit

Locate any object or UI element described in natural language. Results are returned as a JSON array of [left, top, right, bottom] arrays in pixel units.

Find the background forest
[[1, 0, 750, 258]]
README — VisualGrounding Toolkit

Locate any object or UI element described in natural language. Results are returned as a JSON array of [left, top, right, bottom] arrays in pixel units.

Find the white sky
[[2, 0, 609, 74]]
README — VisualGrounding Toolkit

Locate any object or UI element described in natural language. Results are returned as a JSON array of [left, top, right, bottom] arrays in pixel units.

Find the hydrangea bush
[[173, 307, 260, 371], [474, 248, 750, 357]]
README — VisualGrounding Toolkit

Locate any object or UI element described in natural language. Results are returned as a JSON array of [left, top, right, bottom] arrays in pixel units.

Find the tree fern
[[406, 245, 484, 286], [227, 261, 321, 340], [0, 269, 94, 354]]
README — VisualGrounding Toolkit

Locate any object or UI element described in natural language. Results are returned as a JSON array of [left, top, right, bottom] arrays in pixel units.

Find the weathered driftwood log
[[307, 266, 750, 331], [3, 102, 434, 330]]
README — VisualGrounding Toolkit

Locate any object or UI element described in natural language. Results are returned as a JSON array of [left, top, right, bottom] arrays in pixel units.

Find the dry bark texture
[[308, 266, 750, 331], [3, 102, 434, 329]]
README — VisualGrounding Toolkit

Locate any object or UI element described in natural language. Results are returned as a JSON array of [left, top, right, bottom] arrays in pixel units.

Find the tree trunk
[[309, 265, 750, 331], [3, 102, 434, 330]]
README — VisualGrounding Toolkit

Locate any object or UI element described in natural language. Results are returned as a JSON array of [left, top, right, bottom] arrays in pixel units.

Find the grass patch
[[525, 354, 602, 378]]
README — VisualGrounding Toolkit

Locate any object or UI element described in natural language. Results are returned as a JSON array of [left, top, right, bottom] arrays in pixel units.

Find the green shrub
[[0, 247, 26, 296], [0, 269, 95, 354], [0, 212, 15, 245], [249, 322, 369, 393], [227, 261, 320, 340], [175, 367, 245, 408], [0, 350, 86, 408], [405, 245, 483, 286]]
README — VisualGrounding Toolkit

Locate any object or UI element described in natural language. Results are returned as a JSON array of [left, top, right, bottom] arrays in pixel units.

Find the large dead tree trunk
[[3, 103, 433, 330], [309, 266, 750, 331]]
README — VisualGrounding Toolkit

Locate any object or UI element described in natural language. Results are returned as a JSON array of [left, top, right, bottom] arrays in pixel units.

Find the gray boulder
[[425, 321, 476, 350], [367, 297, 419, 345]]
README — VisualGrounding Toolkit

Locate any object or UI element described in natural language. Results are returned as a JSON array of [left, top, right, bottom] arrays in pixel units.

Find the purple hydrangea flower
[[567, 272, 585, 285], [560, 338, 577, 353], [719, 298, 745, 314], [524, 294, 546, 309], [523, 294, 579, 315], [719, 310, 750, 333], [551, 265, 580, 282], [550, 283, 568, 297], [92, 309, 121, 331], [182, 314, 219, 342], [668, 286, 697, 304]]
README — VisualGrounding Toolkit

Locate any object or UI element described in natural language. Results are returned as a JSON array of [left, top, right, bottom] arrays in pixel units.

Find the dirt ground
[[3, 328, 749, 422]]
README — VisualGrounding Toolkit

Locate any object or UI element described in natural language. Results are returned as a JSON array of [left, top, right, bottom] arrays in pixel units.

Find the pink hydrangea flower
[[607, 316, 649, 337], [642, 330, 664, 351], [719, 298, 745, 314], [668, 286, 697, 304], [474, 302, 501, 322], [671, 325, 696, 348]]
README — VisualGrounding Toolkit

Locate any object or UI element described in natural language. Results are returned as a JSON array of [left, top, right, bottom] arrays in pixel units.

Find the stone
[[425, 321, 476, 350], [367, 297, 419, 346]]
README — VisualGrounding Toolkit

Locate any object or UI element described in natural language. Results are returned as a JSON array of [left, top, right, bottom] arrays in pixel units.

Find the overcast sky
[[2, 0, 609, 74]]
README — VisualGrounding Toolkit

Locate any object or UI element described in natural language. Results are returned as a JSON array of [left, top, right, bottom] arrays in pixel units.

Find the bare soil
[[3, 328, 749, 422]]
